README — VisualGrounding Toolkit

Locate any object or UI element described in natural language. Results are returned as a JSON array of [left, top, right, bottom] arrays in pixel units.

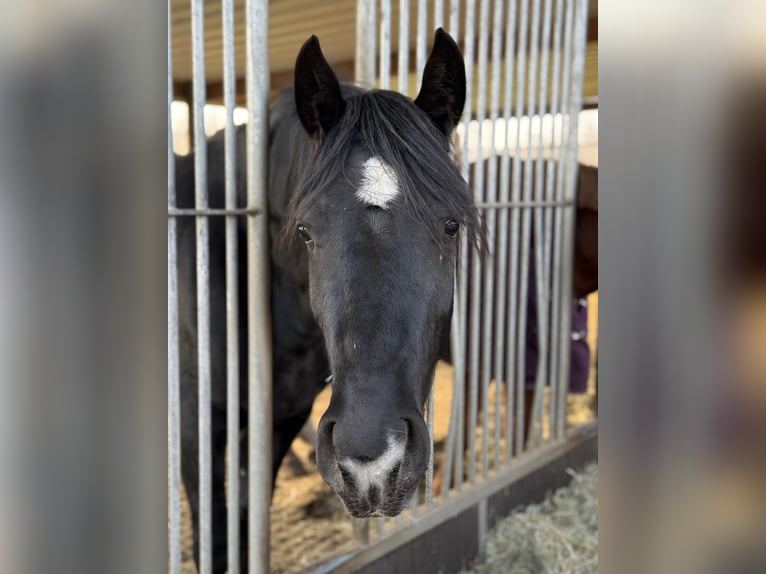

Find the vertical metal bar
[[555, 0, 588, 439], [509, 0, 530, 459], [459, 0, 477, 485], [499, 0, 518, 466], [486, 0, 504, 471], [516, 0, 542, 454], [167, 3, 181, 572], [549, 0, 574, 441], [449, 0, 460, 39], [246, 0, 272, 572], [434, 0, 444, 29], [529, 0, 554, 450], [545, 0, 565, 441], [475, 0, 491, 479], [426, 387, 434, 505], [380, 0, 392, 89], [416, 0, 427, 91], [222, 0, 240, 572], [191, 1, 212, 571], [398, 0, 410, 95], [442, 273, 461, 495], [356, 0, 377, 86]]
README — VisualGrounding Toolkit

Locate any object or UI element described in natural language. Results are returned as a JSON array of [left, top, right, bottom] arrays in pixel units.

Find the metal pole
[[487, 0, 504, 471], [509, 0, 530, 460], [167, 2, 182, 572], [356, 0, 377, 86], [555, 0, 588, 439], [416, 0, 427, 91], [545, 0, 565, 440], [474, 0, 491, 480], [449, 0, 460, 39], [550, 0, 574, 441], [499, 0, 518, 466], [398, 0, 410, 95], [529, 0, 554, 449], [459, 0, 477, 485], [191, 0, 213, 571], [222, 0, 240, 571], [246, 0, 272, 572], [380, 0, 392, 89], [517, 0, 541, 454], [434, 0, 444, 29]]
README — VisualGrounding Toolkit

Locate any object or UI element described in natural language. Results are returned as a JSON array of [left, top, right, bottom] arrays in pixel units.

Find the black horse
[[175, 30, 476, 573]]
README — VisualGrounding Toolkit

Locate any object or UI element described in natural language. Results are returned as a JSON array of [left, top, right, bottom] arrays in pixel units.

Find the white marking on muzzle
[[356, 157, 400, 209], [340, 435, 405, 494]]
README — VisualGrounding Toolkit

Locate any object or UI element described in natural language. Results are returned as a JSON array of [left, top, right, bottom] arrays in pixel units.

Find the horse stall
[[168, 1, 597, 573]]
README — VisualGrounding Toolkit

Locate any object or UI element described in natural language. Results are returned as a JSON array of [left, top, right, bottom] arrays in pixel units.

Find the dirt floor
[[180, 293, 599, 573]]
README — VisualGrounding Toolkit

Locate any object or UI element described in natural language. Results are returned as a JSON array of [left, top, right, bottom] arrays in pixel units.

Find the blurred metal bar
[[434, 0, 444, 29], [459, 0, 477, 485], [380, 0, 392, 89], [191, 0, 213, 571], [426, 387, 434, 505], [550, 0, 575, 441], [487, 0, 504, 471], [167, 3, 181, 572], [442, 273, 462, 495], [556, 0, 588, 439], [517, 0, 542, 454], [449, 0, 460, 38], [476, 199, 573, 208], [356, 0, 377, 86], [545, 0, 565, 439], [528, 0, 554, 450], [499, 0, 517, 466], [245, 0, 272, 572], [509, 0, 529, 460], [168, 207, 262, 217], [222, 0, 240, 571], [416, 0, 427, 91], [474, 0, 490, 479], [398, 0, 409, 95]]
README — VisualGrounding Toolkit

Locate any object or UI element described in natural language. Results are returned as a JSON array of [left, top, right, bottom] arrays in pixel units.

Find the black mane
[[280, 86, 482, 258]]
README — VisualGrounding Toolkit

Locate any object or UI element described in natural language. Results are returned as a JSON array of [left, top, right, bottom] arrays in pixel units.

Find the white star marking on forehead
[[356, 157, 400, 209]]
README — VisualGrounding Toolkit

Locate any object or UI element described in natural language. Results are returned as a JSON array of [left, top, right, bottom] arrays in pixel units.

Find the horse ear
[[294, 35, 346, 137], [414, 28, 466, 135]]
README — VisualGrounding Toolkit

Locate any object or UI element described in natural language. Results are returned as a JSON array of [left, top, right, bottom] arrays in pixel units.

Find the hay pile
[[465, 464, 598, 574]]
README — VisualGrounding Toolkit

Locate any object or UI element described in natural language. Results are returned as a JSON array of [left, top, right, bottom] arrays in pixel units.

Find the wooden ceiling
[[170, 0, 598, 103]]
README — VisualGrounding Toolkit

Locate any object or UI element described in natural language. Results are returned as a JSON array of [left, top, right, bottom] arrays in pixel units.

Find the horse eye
[[296, 224, 312, 243], [445, 219, 460, 237]]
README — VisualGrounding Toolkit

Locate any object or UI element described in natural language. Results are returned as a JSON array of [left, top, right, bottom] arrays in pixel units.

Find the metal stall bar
[[245, 0, 272, 572], [191, 0, 213, 571], [168, 3, 181, 572], [517, 0, 542, 454], [508, 0, 529, 460], [380, 0, 392, 89], [449, 0, 459, 39], [549, 0, 574, 441], [487, 0, 504, 471], [398, 0, 410, 95], [498, 0, 518, 467], [222, 0, 240, 571], [356, 0, 377, 87], [554, 0, 587, 440], [415, 0, 427, 93], [528, 0, 554, 449], [544, 0, 565, 440], [459, 0, 477, 486], [474, 0, 491, 479], [450, 0, 467, 495], [434, 0, 444, 29]]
